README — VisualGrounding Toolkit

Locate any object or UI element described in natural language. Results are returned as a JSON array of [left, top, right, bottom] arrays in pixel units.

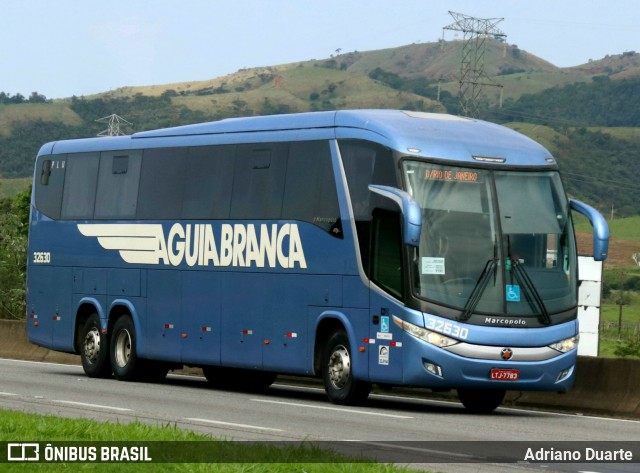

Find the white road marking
[[0, 392, 18, 396], [52, 400, 132, 412], [355, 440, 475, 460], [184, 418, 283, 432], [252, 398, 414, 419]]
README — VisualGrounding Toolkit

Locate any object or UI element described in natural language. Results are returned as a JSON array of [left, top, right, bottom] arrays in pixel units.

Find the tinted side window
[[230, 143, 287, 219], [137, 148, 186, 219], [339, 140, 398, 275], [183, 145, 235, 219], [283, 141, 340, 234], [95, 151, 141, 219], [35, 156, 66, 219], [371, 209, 404, 299], [339, 140, 397, 219], [61, 153, 99, 219]]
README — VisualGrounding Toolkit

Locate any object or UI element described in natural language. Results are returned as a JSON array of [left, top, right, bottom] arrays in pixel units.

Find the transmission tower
[[96, 114, 133, 136], [443, 11, 506, 118]]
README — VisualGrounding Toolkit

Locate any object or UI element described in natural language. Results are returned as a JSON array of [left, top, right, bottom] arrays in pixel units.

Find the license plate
[[490, 368, 519, 381]]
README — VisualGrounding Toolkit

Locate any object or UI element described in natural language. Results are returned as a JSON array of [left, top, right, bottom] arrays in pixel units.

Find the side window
[[230, 143, 287, 219], [339, 140, 397, 219], [339, 140, 398, 272], [35, 156, 66, 219], [61, 153, 99, 219], [371, 209, 404, 299], [183, 145, 235, 219], [283, 141, 341, 235], [137, 148, 186, 219], [95, 151, 141, 219]]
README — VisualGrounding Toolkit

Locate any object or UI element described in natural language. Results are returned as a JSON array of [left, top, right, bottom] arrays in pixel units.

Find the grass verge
[[0, 409, 419, 472]]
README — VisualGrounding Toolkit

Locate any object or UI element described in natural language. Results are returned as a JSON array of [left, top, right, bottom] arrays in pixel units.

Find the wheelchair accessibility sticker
[[380, 316, 389, 333], [506, 285, 520, 302]]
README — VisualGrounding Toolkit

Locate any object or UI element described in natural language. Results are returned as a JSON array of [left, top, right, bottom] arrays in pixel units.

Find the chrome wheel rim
[[114, 329, 132, 368], [327, 345, 351, 389], [83, 328, 101, 364]]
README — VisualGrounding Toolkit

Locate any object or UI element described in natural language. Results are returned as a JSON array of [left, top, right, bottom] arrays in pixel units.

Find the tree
[[0, 186, 30, 319], [28, 92, 47, 103]]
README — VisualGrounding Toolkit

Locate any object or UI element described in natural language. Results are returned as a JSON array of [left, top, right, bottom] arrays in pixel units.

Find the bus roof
[[41, 110, 556, 167]]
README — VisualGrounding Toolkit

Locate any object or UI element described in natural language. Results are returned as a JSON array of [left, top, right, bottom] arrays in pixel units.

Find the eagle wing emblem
[[77, 224, 164, 265]]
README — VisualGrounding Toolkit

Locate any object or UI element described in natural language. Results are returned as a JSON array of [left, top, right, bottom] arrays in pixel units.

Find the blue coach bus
[[26, 110, 608, 412]]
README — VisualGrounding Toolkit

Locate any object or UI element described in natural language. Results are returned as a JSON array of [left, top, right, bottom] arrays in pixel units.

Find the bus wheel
[[110, 316, 143, 381], [322, 330, 371, 405], [79, 313, 112, 378], [457, 388, 506, 413]]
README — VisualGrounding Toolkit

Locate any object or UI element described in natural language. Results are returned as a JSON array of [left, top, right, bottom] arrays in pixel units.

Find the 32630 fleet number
[[33, 252, 51, 264], [425, 317, 469, 340]]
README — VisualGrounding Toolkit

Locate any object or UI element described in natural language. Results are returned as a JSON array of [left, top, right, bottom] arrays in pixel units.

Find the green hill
[[1, 40, 639, 217]]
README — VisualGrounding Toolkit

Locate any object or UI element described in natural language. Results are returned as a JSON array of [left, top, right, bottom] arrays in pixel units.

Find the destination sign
[[423, 168, 481, 182]]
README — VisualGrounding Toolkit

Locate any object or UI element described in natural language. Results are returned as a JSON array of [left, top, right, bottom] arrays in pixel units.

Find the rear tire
[[110, 316, 168, 383], [110, 316, 139, 381], [321, 330, 371, 405], [79, 313, 112, 378], [457, 388, 506, 413]]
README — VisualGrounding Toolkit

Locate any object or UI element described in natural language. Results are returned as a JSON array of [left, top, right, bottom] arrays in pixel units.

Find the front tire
[[79, 313, 111, 378], [321, 330, 371, 405], [457, 388, 506, 413]]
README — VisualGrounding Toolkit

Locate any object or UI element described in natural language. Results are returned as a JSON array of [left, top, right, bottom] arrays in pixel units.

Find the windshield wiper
[[506, 236, 551, 325], [459, 258, 498, 321], [510, 258, 551, 325]]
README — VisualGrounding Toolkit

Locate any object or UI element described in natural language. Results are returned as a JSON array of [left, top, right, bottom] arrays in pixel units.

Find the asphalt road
[[1, 358, 638, 473]]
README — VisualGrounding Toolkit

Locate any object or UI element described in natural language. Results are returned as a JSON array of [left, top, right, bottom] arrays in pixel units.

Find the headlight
[[393, 316, 459, 348], [549, 335, 579, 353]]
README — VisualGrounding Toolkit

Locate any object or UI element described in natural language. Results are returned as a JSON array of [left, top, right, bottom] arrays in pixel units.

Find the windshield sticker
[[422, 257, 445, 275], [506, 285, 521, 302]]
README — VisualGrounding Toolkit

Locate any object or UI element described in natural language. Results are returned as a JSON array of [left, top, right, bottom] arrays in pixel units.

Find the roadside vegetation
[[0, 409, 412, 472], [0, 185, 29, 319], [600, 267, 640, 357]]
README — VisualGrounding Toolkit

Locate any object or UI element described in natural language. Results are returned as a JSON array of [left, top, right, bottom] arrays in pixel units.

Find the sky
[[1, 0, 638, 99]]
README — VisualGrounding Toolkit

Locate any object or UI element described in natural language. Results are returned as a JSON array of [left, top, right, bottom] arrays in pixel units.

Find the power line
[[561, 173, 640, 193], [492, 108, 591, 126]]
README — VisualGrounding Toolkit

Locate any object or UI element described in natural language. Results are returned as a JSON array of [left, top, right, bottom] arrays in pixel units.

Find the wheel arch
[[107, 299, 144, 353], [313, 311, 359, 375], [73, 298, 105, 354]]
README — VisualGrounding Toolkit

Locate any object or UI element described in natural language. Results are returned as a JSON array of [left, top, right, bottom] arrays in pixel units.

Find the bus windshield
[[403, 161, 577, 320]]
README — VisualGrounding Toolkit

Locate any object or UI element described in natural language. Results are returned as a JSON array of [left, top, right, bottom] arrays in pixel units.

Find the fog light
[[556, 366, 573, 382], [424, 362, 443, 377]]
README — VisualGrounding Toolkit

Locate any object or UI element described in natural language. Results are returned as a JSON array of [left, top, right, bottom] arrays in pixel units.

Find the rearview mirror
[[368, 185, 422, 247]]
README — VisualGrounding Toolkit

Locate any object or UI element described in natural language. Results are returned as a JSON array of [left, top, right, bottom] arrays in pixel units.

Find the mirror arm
[[569, 199, 609, 261]]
